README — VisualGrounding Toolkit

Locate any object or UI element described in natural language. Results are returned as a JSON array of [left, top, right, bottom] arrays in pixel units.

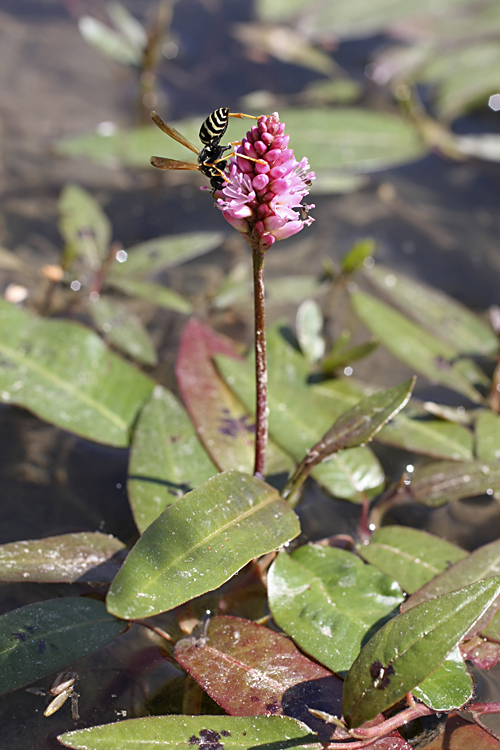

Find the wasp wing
[[150, 156, 200, 171], [151, 111, 200, 156]]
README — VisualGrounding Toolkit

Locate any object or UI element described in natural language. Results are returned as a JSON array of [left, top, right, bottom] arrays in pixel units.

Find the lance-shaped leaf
[[128, 385, 218, 533], [59, 715, 323, 750], [282, 378, 414, 499], [176, 319, 292, 476], [412, 647, 472, 711], [475, 410, 500, 462], [105, 276, 193, 313], [0, 598, 127, 694], [401, 538, 500, 638], [88, 295, 157, 366], [377, 410, 474, 460], [268, 545, 403, 674], [408, 460, 500, 507], [106, 471, 300, 619], [175, 615, 343, 728], [58, 184, 111, 270], [357, 527, 467, 594], [109, 232, 223, 277], [0, 299, 153, 446], [350, 291, 485, 403], [342, 577, 500, 728], [0, 532, 127, 583], [365, 265, 498, 356]]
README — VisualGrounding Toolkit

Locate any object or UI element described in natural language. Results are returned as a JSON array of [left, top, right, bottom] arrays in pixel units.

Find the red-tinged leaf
[[0, 532, 126, 583], [174, 615, 343, 738], [424, 713, 500, 750], [176, 319, 291, 475], [461, 636, 500, 670], [468, 703, 500, 742]]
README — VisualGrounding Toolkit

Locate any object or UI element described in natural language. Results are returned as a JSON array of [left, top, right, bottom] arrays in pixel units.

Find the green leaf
[[0, 532, 126, 583], [0, 598, 126, 694], [366, 265, 498, 356], [413, 647, 473, 711], [351, 290, 485, 403], [106, 2, 147, 51], [174, 615, 341, 718], [296, 300, 325, 363], [357, 527, 468, 594], [377, 410, 474, 460], [128, 385, 218, 533], [268, 545, 403, 674], [283, 379, 414, 500], [59, 715, 323, 750], [78, 15, 142, 66], [341, 238, 375, 274], [88, 296, 158, 365], [106, 471, 300, 619], [342, 576, 500, 728], [110, 232, 223, 277], [58, 184, 111, 270], [106, 276, 193, 313], [0, 300, 153, 447], [409, 460, 500, 507], [475, 410, 500, 462]]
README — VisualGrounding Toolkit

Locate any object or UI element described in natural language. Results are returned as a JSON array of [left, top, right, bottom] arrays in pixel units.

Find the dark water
[[1, 1, 500, 747]]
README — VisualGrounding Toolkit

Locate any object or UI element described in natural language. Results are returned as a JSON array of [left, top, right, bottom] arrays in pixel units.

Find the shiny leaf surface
[[268, 545, 403, 673], [128, 385, 218, 533], [409, 460, 500, 507], [351, 291, 484, 403], [175, 615, 343, 726], [357, 527, 467, 594], [342, 577, 500, 727], [106, 471, 300, 619], [88, 296, 157, 365], [0, 598, 126, 694], [413, 647, 472, 710], [0, 300, 153, 446], [0, 532, 127, 583], [59, 715, 323, 750]]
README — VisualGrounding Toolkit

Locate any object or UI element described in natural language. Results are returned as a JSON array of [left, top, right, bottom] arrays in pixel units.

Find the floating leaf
[[424, 713, 500, 750], [475, 410, 500, 462], [106, 471, 300, 619], [0, 532, 126, 583], [128, 385, 218, 533], [59, 715, 323, 750], [58, 184, 111, 270], [109, 232, 223, 277], [413, 647, 472, 711], [283, 379, 414, 500], [461, 636, 500, 670], [342, 577, 500, 728], [0, 598, 126, 694], [296, 300, 325, 363], [351, 290, 485, 403], [365, 265, 498, 356], [177, 319, 292, 476], [409, 460, 500, 507], [0, 299, 153, 446], [88, 296, 157, 365], [175, 615, 342, 724], [377, 410, 474, 460], [106, 276, 193, 313], [268, 545, 403, 674], [357, 527, 467, 594]]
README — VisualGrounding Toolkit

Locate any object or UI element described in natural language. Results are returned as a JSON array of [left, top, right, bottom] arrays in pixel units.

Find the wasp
[[150, 108, 260, 191]]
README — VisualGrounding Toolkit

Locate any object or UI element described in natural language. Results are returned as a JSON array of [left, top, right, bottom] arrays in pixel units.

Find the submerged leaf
[[106, 471, 300, 619], [0, 598, 126, 694], [0, 299, 153, 447], [342, 577, 500, 728]]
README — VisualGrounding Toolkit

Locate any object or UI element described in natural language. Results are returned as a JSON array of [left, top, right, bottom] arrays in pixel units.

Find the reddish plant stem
[[252, 248, 268, 478]]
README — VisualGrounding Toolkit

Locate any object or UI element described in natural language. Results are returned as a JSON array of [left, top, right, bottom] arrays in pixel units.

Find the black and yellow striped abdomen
[[199, 107, 230, 146]]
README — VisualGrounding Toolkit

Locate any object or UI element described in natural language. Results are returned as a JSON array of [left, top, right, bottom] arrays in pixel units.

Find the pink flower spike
[[214, 111, 315, 253]]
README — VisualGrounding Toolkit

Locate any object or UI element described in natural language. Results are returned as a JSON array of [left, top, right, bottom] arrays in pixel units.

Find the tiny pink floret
[[215, 112, 315, 253]]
